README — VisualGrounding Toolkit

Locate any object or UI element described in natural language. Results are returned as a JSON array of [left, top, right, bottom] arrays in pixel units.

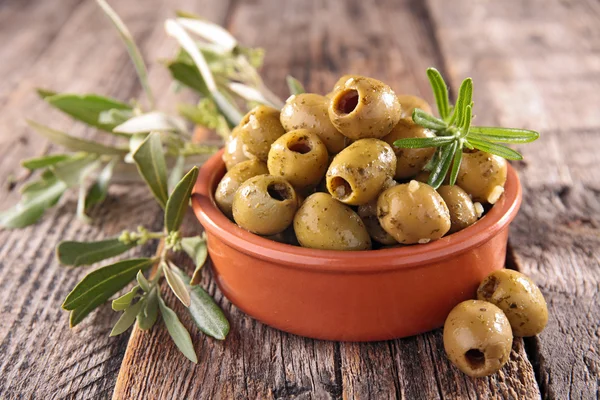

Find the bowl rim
[[191, 149, 522, 273]]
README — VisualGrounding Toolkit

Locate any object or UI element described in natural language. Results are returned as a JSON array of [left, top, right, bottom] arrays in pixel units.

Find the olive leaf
[[168, 155, 185, 193], [0, 173, 68, 228], [96, 0, 154, 107], [165, 167, 198, 232], [70, 292, 111, 327], [286, 75, 305, 95], [98, 108, 134, 127], [50, 154, 99, 187], [21, 154, 72, 170], [112, 285, 140, 311], [62, 258, 154, 310], [132, 132, 169, 208], [26, 120, 128, 155], [57, 238, 136, 266], [85, 158, 117, 209], [137, 288, 159, 330], [110, 300, 144, 336], [176, 17, 237, 52], [181, 235, 208, 285], [166, 60, 210, 96], [36, 88, 57, 99], [163, 261, 191, 307], [173, 267, 229, 340], [158, 295, 198, 363], [136, 270, 151, 292], [113, 112, 188, 134], [40, 92, 133, 132], [227, 82, 279, 108]]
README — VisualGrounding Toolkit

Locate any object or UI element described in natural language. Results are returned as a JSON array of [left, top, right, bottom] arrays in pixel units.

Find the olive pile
[[444, 269, 548, 377], [216, 75, 508, 250]]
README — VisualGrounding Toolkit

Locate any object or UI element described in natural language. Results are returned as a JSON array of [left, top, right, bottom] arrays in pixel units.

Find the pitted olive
[[328, 76, 402, 140], [237, 105, 286, 160], [232, 175, 298, 235], [457, 150, 507, 204], [267, 130, 329, 189], [280, 93, 347, 153], [326, 139, 396, 205], [377, 180, 450, 244], [294, 192, 371, 251], [444, 300, 513, 378], [215, 159, 269, 218], [477, 269, 548, 337], [223, 127, 254, 170]]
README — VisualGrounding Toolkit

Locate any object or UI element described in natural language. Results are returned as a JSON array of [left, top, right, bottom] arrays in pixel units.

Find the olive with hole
[[377, 180, 451, 244], [223, 127, 254, 170], [294, 192, 371, 250], [397, 94, 433, 120], [443, 300, 513, 378], [232, 175, 298, 235], [280, 93, 347, 153], [357, 178, 397, 245], [267, 130, 329, 189], [457, 150, 507, 204], [237, 105, 286, 161], [383, 119, 436, 179], [477, 269, 548, 337], [215, 159, 269, 218], [326, 139, 396, 205], [437, 185, 478, 234], [328, 75, 402, 140]]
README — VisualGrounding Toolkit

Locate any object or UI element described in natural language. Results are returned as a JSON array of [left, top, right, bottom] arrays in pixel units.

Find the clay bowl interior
[[191, 149, 522, 342]]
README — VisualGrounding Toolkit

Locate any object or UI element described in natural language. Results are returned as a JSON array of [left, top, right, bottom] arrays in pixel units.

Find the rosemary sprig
[[393, 68, 540, 189]]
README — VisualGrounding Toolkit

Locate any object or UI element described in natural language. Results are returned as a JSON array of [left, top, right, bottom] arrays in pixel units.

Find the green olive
[[237, 105, 286, 160], [377, 180, 450, 244], [223, 127, 254, 170], [232, 175, 298, 235], [215, 159, 269, 218], [280, 93, 347, 153], [383, 119, 436, 179], [267, 130, 329, 189], [294, 192, 371, 250], [357, 178, 398, 245], [397, 94, 432, 120], [326, 139, 396, 205], [443, 300, 513, 378], [437, 185, 478, 234], [328, 76, 402, 140], [477, 269, 548, 337], [457, 150, 507, 204]]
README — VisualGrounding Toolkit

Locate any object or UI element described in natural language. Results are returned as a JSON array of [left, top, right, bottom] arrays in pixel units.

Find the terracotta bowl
[[191, 149, 522, 341]]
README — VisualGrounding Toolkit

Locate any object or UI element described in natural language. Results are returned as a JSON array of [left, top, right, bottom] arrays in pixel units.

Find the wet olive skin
[[223, 127, 254, 170], [267, 130, 329, 189], [477, 270, 548, 337], [383, 119, 436, 179], [237, 105, 286, 161], [280, 93, 347, 153], [397, 94, 433, 120], [357, 178, 398, 245], [232, 175, 298, 235], [215, 159, 269, 219], [326, 139, 396, 206], [377, 181, 451, 244], [328, 76, 402, 140], [457, 150, 507, 204], [444, 300, 513, 378], [294, 192, 371, 251], [437, 185, 478, 234]]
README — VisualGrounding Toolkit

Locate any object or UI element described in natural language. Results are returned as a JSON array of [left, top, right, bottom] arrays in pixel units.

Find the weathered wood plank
[[114, 1, 539, 399], [0, 0, 220, 398], [426, 0, 600, 398]]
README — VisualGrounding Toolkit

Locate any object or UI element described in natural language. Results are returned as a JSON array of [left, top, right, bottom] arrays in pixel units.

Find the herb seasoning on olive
[[215, 159, 269, 218], [437, 185, 478, 234], [237, 105, 286, 161], [477, 269, 548, 337], [443, 300, 513, 378], [457, 150, 507, 204]]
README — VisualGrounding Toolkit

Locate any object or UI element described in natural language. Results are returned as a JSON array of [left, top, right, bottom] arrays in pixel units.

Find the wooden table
[[1, 0, 598, 398]]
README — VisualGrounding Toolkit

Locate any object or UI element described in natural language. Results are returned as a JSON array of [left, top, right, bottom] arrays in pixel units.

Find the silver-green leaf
[[165, 167, 198, 232], [286, 75, 305, 95], [113, 112, 188, 134], [62, 258, 154, 310], [137, 288, 158, 330], [110, 300, 143, 336], [136, 270, 151, 293], [57, 238, 137, 267], [181, 235, 208, 285], [85, 158, 117, 209], [158, 296, 198, 363], [132, 132, 169, 208], [21, 154, 72, 170], [164, 262, 191, 307], [112, 285, 140, 311]]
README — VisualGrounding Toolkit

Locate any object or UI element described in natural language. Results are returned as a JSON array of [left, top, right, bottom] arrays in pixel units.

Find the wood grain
[[114, 1, 539, 399], [426, 0, 600, 398]]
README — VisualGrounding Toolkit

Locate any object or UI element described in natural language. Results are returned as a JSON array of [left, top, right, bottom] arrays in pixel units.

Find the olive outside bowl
[[191, 149, 522, 342]]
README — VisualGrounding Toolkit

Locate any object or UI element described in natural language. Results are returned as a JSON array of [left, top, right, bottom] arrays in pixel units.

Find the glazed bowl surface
[[191, 149, 522, 341]]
